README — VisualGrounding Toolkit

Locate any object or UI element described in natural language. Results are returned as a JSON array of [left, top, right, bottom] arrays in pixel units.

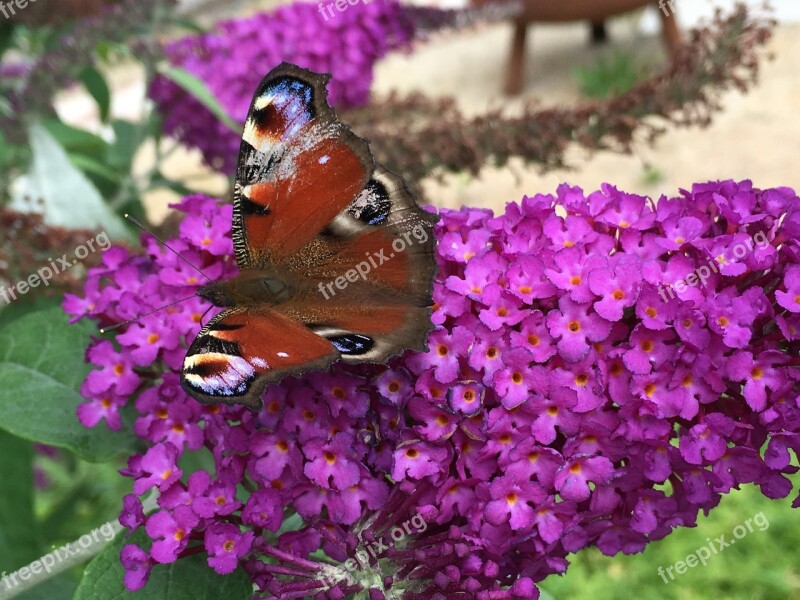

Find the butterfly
[[180, 63, 439, 408]]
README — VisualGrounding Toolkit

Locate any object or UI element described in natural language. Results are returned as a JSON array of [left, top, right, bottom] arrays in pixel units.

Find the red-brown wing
[[269, 165, 440, 365], [277, 300, 434, 365], [181, 307, 339, 408], [232, 63, 372, 268]]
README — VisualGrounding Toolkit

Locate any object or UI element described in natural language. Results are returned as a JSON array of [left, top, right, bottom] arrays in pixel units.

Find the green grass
[[541, 482, 800, 599], [573, 50, 647, 99]]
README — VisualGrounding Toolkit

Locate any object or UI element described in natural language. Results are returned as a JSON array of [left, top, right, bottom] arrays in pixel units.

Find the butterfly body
[[197, 271, 294, 308], [181, 63, 438, 408]]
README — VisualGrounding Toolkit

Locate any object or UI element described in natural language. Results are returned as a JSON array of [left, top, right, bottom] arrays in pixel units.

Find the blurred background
[[11, 0, 797, 221], [1, 0, 799, 598]]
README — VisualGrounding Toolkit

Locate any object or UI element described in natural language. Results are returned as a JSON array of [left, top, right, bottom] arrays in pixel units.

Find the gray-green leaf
[[0, 306, 134, 462], [73, 530, 253, 600], [11, 123, 131, 241]]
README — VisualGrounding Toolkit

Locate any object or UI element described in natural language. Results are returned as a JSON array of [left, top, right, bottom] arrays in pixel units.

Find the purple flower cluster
[[149, 0, 414, 172], [65, 181, 800, 598]]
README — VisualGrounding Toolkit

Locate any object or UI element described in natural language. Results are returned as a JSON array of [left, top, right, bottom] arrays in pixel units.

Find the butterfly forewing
[[233, 63, 372, 268]]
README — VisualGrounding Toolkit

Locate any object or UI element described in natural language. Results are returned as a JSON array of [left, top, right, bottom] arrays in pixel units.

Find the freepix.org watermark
[[318, 512, 428, 594], [657, 230, 769, 302], [1, 523, 116, 593], [658, 0, 678, 16], [657, 511, 769, 583], [317, 224, 430, 300], [0, 0, 37, 21], [0, 231, 110, 306], [318, 0, 370, 21]]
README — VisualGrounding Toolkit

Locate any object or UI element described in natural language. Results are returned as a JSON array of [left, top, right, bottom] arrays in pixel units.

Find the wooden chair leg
[[504, 20, 529, 96], [657, 4, 682, 58], [590, 20, 608, 45]]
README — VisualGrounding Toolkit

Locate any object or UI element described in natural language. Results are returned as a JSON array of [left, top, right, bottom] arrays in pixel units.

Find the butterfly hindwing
[[314, 165, 439, 305], [181, 307, 340, 408]]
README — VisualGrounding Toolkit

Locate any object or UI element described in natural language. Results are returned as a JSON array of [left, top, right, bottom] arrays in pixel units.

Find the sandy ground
[[55, 7, 799, 219]]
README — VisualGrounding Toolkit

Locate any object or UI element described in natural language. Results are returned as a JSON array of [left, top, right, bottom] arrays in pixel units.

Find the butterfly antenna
[[198, 304, 215, 327], [124, 213, 212, 282], [99, 294, 197, 334]]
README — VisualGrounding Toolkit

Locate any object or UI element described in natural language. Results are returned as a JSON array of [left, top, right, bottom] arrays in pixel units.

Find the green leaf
[[107, 120, 139, 171], [79, 67, 111, 123], [69, 153, 123, 185], [172, 18, 207, 35], [0, 430, 39, 570], [0, 306, 135, 462], [0, 21, 15, 58], [74, 530, 253, 600], [157, 65, 241, 134], [0, 297, 62, 332], [149, 172, 194, 197], [15, 572, 79, 600], [11, 123, 131, 241], [41, 119, 109, 160]]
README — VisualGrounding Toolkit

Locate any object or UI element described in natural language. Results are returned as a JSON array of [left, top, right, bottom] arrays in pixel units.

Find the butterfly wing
[[188, 63, 438, 408], [271, 165, 439, 362], [181, 307, 339, 408], [232, 62, 373, 268]]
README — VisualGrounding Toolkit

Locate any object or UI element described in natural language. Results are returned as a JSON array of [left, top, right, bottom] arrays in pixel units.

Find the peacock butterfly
[[180, 63, 439, 408]]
